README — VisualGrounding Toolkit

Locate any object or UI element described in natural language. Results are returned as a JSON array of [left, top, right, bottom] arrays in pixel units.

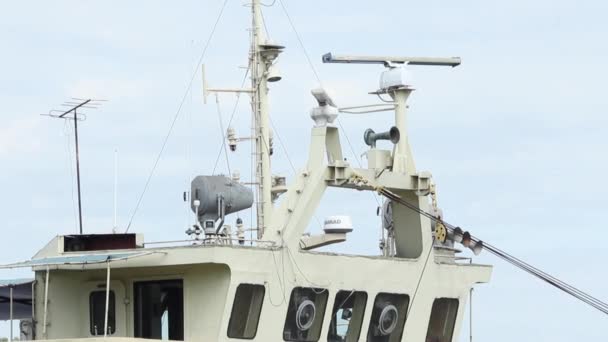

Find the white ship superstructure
[[4, 1, 559, 342]]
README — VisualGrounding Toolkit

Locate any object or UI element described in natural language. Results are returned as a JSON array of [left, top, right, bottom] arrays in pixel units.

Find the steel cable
[[375, 186, 608, 315], [125, 0, 230, 232]]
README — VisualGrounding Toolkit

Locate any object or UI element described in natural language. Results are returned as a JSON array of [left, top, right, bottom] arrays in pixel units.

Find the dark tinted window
[[228, 284, 265, 339], [425, 298, 459, 342], [134, 279, 184, 341], [89, 290, 115, 336], [367, 293, 409, 342], [283, 287, 329, 342], [328, 291, 367, 342]]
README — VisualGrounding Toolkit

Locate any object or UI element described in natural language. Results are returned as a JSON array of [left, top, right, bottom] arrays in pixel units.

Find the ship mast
[[250, 0, 282, 238]]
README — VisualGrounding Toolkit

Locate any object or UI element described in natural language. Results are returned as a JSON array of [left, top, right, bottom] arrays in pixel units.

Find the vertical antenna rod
[[59, 100, 90, 234], [113, 148, 119, 233]]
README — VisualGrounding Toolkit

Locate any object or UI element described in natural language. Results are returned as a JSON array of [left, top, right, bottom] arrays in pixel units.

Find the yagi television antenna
[[41, 98, 107, 234]]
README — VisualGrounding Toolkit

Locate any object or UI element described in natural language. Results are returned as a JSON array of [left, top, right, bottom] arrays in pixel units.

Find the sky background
[[1, 0, 608, 341]]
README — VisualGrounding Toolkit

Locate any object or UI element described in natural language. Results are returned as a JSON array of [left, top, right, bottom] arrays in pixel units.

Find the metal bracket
[[326, 161, 350, 186], [413, 171, 432, 196]]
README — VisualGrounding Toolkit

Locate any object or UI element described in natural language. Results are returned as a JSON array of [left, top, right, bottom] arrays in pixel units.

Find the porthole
[[295, 299, 316, 331], [378, 304, 398, 335]]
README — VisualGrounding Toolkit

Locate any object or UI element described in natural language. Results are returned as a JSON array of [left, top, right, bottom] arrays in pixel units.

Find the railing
[[142, 238, 277, 248]]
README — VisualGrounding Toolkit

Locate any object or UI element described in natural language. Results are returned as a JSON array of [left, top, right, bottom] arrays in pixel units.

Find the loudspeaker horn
[[469, 240, 483, 256], [451, 227, 464, 243], [461, 231, 472, 248], [364, 126, 400, 148]]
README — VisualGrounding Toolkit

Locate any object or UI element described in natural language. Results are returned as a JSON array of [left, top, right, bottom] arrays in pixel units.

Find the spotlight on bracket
[[310, 88, 338, 127], [267, 64, 282, 82], [364, 126, 400, 148]]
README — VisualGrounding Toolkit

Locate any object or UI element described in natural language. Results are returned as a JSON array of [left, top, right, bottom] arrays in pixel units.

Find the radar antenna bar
[[322, 53, 461, 67]]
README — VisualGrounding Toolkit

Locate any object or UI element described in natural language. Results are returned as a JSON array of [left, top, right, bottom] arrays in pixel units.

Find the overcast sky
[[1, 0, 608, 341]]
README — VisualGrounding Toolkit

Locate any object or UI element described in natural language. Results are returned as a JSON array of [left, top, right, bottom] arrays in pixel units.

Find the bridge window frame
[[283, 287, 329, 342], [89, 290, 116, 336], [227, 283, 266, 339], [327, 290, 367, 342], [366, 292, 409, 342], [425, 298, 459, 342]]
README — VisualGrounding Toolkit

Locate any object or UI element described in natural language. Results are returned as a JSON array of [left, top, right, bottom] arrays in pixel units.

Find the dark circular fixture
[[296, 299, 316, 331], [378, 304, 398, 336]]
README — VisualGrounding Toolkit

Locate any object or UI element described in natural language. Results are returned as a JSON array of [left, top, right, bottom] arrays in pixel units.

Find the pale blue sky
[[1, 0, 607, 341]]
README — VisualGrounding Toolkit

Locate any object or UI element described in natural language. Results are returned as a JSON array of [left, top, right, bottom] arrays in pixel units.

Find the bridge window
[[425, 298, 459, 342], [89, 290, 115, 335], [283, 287, 328, 342], [134, 279, 184, 341], [367, 293, 409, 342], [228, 284, 265, 339], [327, 290, 367, 342]]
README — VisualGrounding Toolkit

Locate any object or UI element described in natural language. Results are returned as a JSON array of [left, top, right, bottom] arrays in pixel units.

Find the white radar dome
[[323, 215, 354, 234]]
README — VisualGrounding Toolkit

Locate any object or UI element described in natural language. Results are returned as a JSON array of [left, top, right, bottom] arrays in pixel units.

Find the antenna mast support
[[201, 0, 282, 239], [201, 64, 254, 104], [62, 100, 89, 235], [251, 0, 282, 238], [43, 98, 106, 234], [323, 52, 460, 174]]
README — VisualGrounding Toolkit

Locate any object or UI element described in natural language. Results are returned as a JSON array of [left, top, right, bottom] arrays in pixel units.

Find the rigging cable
[[211, 67, 251, 175], [125, 0, 230, 233], [407, 236, 435, 313], [213, 93, 232, 176], [63, 120, 78, 233], [277, 0, 381, 212], [260, 8, 272, 39], [277, 0, 321, 84], [268, 247, 287, 306], [261, 0, 277, 7], [376, 186, 608, 315]]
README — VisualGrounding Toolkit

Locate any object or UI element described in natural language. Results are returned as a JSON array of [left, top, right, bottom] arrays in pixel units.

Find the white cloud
[[0, 118, 43, 157], [66, 78, 153, 99]]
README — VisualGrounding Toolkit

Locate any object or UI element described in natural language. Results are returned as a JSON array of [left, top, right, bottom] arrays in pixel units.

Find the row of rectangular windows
[[228, 284, 459, 342], [88, 281, 458, 342]]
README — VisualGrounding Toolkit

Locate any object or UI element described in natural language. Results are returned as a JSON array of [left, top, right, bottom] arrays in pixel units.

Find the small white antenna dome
[[323, 215, 353, 234]]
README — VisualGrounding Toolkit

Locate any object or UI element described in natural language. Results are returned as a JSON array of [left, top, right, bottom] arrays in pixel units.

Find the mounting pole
[[73, 107, 84, 234], [252, 0, 272, 238], [103, 260, 111, 338], [58, 99, 91, 234], [44, 98, 105, 235], [470, 287, 474, 342], [390, 89, 413, 174], [61, 101, 91, 234], [9, 286, 13, 342]]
